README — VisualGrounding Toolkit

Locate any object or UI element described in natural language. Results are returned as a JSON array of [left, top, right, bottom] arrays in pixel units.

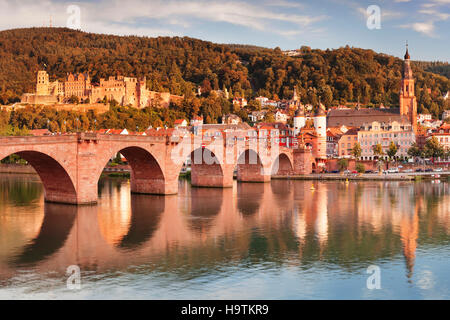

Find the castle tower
[[314, 103, 327, 160], [293, 106, 305, 135], [36, 71, 49, 96], [399, 43, 417, 133]]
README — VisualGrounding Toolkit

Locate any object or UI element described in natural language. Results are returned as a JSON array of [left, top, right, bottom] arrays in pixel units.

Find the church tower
[[399, 44, 417, 133]]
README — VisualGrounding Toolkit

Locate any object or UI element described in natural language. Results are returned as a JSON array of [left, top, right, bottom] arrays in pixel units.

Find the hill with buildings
[[0, 27, 449, 118]]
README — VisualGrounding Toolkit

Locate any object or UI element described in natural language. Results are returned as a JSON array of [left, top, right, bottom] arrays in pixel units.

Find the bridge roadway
[[0, 132, 313, 205]]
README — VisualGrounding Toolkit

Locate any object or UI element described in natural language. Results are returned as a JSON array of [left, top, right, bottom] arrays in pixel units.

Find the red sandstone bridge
[[0, 132, 312, 205]]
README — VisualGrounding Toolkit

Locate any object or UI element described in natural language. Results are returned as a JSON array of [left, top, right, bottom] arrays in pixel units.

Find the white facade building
[[358, 121, 415, 160]]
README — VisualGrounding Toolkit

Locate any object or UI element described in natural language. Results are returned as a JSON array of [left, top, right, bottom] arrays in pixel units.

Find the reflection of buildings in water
[[117, 194, 165, 250], [187, 188, 223, 236], [10, 203, 77, 266], [0, 174, 44, 271], [354, 182, 421, 280], [0, 176, 45, 265], [1, 178, 449, 283], [0, 206, 45, 265], [237, 183, 264, 217], [97, 180, 132, 245], [427, 183, 450, 234], [270, 180, 293, 209], [314, 183, 328, 246], [400, 206, 419, 280], [292, 182, 328, 246]]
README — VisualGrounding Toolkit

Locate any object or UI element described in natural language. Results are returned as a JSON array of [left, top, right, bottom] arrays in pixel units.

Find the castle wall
[[23, 71, 183, 108]]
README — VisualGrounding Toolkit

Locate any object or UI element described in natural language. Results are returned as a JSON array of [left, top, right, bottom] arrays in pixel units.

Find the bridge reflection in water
[[0, 175, 449, 298]]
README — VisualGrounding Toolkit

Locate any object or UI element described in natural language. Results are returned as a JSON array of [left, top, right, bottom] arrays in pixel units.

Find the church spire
[[402, 42, 413, 80], [404, 41, 410, 60]]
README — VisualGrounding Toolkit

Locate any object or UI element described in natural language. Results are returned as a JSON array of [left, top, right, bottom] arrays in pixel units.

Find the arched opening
[[189, 147, 226, 188], [271, 153, 294, 176], [102, 147, 165, 195], [236, 149, 268, 183], [1, 151, 77, 204]]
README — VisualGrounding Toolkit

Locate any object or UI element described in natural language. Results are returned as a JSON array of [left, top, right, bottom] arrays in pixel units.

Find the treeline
[[0, 28, 449, 118], [1, 104, 180, 134], [414, 61, 450, 79], [0, 90, 240, 134]]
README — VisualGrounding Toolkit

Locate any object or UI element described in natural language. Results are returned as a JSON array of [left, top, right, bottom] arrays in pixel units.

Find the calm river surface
[[0, 174, 449, 299]]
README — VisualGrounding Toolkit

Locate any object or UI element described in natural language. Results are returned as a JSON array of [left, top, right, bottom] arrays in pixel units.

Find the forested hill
[[0, 27, 448, 116]]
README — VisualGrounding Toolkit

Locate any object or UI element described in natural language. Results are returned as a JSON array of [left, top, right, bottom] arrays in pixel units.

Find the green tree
[[338, 158, 349, 172], [351, 142, 362, 160], [263, 112, 275, 123], [387, 141, 398, 161], [356, 162, 365, 173], [68, 95, 79, 104], [372, 143, 384, 159], [424, 136, 445, 159], [407, 143, 423, 160]]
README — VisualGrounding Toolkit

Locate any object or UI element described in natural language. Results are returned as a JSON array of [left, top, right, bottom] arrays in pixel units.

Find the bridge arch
[[189, 147, 230, 188], [97, 146, 166, 195], [236, 149, 270, 183], [1, 151, 77, 204], [271, 153, 294, 176]]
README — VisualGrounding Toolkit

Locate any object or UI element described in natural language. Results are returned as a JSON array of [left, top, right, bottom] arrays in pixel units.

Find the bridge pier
[[237, 163, 271, 182], [191, 163, 234, 188]]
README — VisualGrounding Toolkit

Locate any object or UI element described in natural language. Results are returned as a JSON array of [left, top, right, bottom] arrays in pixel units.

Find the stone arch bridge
[[0, 132, 312, 205]]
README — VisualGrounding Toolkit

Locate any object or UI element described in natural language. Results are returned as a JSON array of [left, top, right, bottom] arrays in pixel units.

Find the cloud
[[400, 21, 436, 37], [418, 8, 450, 20], [422, 0, 450, 8], [264, 0, 304, 8], [0, 0, 326, 38]]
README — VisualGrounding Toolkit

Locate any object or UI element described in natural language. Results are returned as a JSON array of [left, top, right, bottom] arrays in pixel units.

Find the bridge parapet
[[0, 134, 78, 146]]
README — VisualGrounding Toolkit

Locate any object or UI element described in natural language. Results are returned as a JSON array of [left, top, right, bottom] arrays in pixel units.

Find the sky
[[0, 0, 448, 62]]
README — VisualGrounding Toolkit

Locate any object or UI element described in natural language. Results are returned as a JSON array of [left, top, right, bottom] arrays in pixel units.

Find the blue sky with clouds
[[0, 0, 448, 61]]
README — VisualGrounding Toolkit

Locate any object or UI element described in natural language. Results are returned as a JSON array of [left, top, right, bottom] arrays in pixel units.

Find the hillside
[[0, 27, 449, 117], [414, 61, 450, 79]]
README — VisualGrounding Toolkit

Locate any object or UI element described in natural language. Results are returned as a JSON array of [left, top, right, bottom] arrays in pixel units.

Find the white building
[[249, 110, 267, 123], [358, 120, 415, 160], [313, 104, 327, 160], [442, 110, 450, 120], [275, 109, 289, 123], [417, 113, 432, 123], [293, 107, 306, 135]]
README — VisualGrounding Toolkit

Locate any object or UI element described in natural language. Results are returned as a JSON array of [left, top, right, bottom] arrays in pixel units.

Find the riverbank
[[0, 164, 36, 174], [2, 164, 447, 182], [272, 173, 414, 181]]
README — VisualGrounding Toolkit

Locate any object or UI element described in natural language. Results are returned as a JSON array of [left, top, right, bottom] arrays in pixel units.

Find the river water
[[0, 174, 449, 299]]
